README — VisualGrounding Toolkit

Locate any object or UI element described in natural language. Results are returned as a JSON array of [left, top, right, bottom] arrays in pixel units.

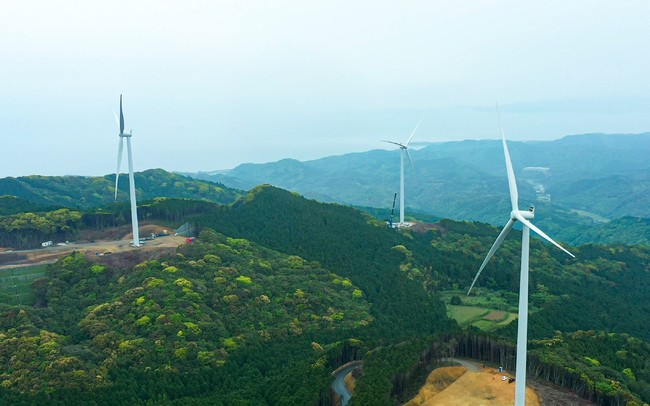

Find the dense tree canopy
[[2, 185, 650, 404]]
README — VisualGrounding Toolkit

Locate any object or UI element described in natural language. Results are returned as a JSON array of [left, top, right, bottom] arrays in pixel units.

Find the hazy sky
[[1, 0, 649, 177]]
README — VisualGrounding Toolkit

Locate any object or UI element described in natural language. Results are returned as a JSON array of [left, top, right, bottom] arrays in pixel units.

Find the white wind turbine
[[467, 107, 574, 406], [114, 94, 140, 247], [383, 120, 421, 226]]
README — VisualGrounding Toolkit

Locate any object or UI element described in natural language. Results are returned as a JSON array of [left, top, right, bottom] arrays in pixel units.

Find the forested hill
[[3, 185, 650, 403], [190, 185, 456, 340], [0, 195, 54, 215], [0, 187, 457, 404], [184, 189, 650, 343], [0, 233, 377, 404], [0, 169, 242, 209], [189, 133, 650, 243]]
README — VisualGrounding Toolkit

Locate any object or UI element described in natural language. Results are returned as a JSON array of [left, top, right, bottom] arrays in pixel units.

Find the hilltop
[[0, 168, 242, 209]]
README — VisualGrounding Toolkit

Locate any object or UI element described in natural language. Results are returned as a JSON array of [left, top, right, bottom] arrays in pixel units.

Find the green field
[[448, 305, 490, 325], [447, 305, 517, 332], [0, 265, 47, 305]]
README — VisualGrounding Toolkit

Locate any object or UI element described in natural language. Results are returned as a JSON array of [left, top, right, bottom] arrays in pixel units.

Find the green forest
[[1, 183, 650, 404], [0, 169, 242, 209]]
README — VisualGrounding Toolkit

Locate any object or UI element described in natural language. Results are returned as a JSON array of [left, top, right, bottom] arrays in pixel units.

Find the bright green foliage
[[294, 288, 305, 299], [0, 208, 81, 248], [163, 266, 178, 273], [624, 368, 636, 381], [222, 337, 239, 350], [0, 227, 372, 404], [135, 316, 151, 326], [235, 275, 252, 284], [529, 331, 650, 404], [173, 277, 192, 288], [90, 265, 105, 275]]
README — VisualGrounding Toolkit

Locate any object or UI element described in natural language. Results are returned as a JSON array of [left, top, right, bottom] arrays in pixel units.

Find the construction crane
[[388, 192, 397, 228]]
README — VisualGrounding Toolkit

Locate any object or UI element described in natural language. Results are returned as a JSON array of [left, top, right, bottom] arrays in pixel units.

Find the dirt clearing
[[405, 366, 540, 406], [0, 228, 187, 270], [483, 310, 507, 321]]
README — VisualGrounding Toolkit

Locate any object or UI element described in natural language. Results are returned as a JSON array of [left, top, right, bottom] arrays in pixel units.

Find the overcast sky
[[1, 0, 649, 177]]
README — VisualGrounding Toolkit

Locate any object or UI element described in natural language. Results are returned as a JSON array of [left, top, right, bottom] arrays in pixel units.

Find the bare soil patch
[[404, 366, 467, 406], [0, 229, 186, 270], [483, 310, 507, 321], [92, 246, 179, 270], [405, 366, 540, 406], [528, 379, 595, 406], [411, 222, 445, 234]]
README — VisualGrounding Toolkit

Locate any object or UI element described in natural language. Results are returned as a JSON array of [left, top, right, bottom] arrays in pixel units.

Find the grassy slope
[[0, 264, 46, 305]]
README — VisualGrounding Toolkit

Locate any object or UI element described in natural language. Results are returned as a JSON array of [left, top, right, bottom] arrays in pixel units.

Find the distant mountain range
[[185, 133, 650, 244], [1, 133, 648, 246]]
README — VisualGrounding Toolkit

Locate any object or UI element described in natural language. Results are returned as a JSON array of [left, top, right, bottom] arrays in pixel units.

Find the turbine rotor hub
[[512, 210, 534, 220]]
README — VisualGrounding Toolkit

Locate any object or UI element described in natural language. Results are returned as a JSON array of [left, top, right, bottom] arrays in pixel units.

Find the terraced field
[[448, 305, 517, 332], [0, 264, 47, 305]]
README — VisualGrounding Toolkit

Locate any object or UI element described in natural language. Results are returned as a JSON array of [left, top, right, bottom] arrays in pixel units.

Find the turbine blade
[[514, 212, 575, 258], [405, 148, 414, 169], [114, 137, 124, 200], [497, 104, 519, 211], [119, 94, 125, 135], [467, 219, 515, 295], [382, 140, 406, 148], [405, 119, 422, 147]]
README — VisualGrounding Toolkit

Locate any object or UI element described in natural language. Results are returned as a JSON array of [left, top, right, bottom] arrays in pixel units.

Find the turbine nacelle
[[511, 209, 534, 220]]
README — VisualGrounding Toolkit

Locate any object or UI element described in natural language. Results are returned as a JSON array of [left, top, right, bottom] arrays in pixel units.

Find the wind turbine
[[114, 94, 140, 247], [383, 120, 421, 226], [467, 107, 574, 406]]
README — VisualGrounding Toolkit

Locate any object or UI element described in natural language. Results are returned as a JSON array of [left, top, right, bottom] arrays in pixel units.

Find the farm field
[[448, 305, 517, 332], [0, 264, 47, 305]]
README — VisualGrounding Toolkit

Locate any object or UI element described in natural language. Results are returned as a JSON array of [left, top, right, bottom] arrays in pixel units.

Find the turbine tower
[[383, 120, 420, 225], [467, 106, 574, 406], [114, 94, 140, 247]]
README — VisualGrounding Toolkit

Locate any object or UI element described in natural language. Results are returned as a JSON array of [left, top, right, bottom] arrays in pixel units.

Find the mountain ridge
[[186, 132, 650, 244], [0, 168, 243, 209]]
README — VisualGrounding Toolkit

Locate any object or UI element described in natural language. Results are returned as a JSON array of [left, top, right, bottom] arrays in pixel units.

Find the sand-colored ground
[[405, 366, 540, 406], [0, 224, 187, 270], [405, 366, 467, 406]]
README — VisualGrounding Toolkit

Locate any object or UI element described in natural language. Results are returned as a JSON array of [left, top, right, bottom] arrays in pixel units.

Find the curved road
[[442, 357, 481, 372], [331, 361, 363, 406]]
